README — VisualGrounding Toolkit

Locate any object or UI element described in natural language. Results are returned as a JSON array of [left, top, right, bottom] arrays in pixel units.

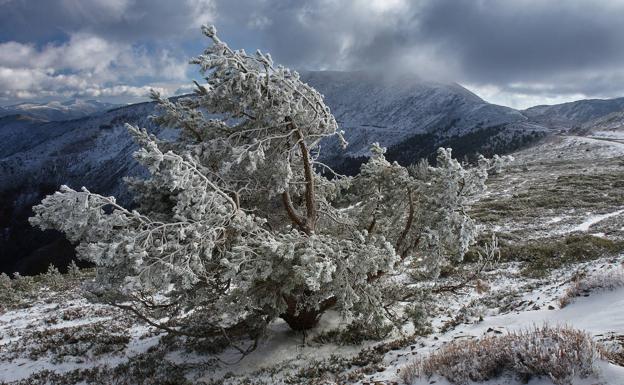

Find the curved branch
[[396, 188, 415, 260], [281, 190, 308, 234], [291, 122, 317, 233]]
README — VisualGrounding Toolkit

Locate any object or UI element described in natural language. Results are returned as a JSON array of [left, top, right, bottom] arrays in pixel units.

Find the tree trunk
[[281, 117, 317, 235], [280, 295, 337, 331]]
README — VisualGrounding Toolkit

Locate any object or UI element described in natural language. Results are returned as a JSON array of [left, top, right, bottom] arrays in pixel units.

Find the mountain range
[[523, 97, 624, 131], [1, 71, 624, 275], [0, 99, 119, 122]]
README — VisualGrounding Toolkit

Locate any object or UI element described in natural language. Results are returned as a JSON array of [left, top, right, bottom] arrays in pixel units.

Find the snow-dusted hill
[[584, 111, 624, 138], [523, 97, 624, 131], [0, 100, 120, 122], [305, 71, 529, 156], [0, 115, 50, 157], [0, 72, 553, 200], [0, 102, 171, 275], [0, 102, 163, 198], [1, 72, 623, 275], [304, 72, 547, 170]]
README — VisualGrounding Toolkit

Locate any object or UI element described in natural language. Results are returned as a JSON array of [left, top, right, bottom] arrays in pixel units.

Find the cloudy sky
[[1, 0, 624, 109]]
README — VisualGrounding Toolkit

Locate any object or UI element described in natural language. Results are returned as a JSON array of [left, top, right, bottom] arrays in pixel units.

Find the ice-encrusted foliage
[[342, 145, 505, 277], [30, 25, 505, 346], [149, 24, 344, 207]]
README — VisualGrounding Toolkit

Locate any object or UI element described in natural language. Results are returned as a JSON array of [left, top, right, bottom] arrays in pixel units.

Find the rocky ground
[[1, 134, 624, 385]]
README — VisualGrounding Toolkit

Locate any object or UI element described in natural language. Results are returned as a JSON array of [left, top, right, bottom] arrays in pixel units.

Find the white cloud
[[247, 14, 272, 30], [0, 33, 190, 103], [360, 0, 407, 14], [0, 0, 218, 103], [466, 83, 591, 110], [188, 0, 216, 29]]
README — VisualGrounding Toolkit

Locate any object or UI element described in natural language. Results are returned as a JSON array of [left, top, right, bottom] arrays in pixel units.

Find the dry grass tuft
[[401, 325, 602, 385], [559, 267, 624, 308]]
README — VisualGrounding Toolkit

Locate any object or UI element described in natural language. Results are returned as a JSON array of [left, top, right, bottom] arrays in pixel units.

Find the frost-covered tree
[[30, 26, 509, 346]]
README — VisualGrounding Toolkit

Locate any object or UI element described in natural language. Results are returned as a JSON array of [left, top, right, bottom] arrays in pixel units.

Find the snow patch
[[572, 209, 624, 232]]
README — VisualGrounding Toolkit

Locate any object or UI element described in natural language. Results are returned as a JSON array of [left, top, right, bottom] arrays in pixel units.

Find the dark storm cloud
[[213, 0, 417, 70], [0, 0, 214, 43], [211, 1, 624, 71], [211, 0, 624, 107], [414, 0, 624, 83]]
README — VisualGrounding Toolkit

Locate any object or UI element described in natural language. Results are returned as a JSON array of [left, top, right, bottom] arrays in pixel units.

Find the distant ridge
[[0, 99, 120, 122], [523, 97, 624, 130]]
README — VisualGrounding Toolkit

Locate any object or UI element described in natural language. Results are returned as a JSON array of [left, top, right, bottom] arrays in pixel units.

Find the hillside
[[304, 71, 529, 156], [305, 71, 548, 172], [0, 102, 169, 275], [2, 73, 624, 276], [523, 97, 624, 131]]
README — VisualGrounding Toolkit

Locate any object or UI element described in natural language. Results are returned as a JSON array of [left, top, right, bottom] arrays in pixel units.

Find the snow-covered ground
[[3, 258, 623, 384], [384, 261, 624, 385], [472, 135, 624, 239], [572, 210, 624, 233], [2, 133, 624, 384], [590, 131, 624, 141]]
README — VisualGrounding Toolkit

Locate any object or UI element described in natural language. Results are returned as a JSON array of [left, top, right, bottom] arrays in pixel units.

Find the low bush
[[559, 267, 624, 308], [491, 234, 624, 278], [401, 325, 602, 385], [0, 264, 95, 312]]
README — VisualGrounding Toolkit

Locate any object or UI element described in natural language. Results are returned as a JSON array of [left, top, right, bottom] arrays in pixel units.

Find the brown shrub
[[401, 325, 602, 385]]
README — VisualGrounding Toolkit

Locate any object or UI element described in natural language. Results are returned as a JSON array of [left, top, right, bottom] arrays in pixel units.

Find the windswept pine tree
[[30, 26, 510, 351]]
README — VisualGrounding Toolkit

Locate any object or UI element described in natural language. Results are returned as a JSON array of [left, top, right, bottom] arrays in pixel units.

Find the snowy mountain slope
[[581, 110, 624, 143], [4, 73, 624, 276], [0, 99, 119, 122], [523, 97, 624, 130], [0, 102, 173, 275], [0, 115, 50, 157], [303, 71, 541, 162], [470, 134, 624, 243], [0, 102, 160, 197], [0, 72, 546, 200]]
